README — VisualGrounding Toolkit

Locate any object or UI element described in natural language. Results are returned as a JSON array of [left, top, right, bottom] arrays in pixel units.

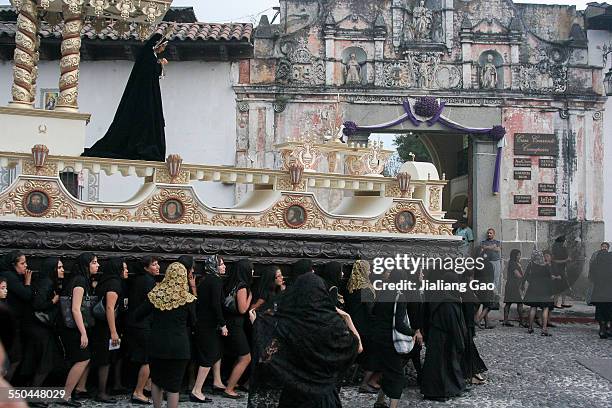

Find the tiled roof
[[0, 20, 253, 43]]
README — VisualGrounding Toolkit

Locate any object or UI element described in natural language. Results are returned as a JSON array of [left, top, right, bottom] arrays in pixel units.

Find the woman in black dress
[[248, 273, 360, 408], [459, 267, 488, 386], [474, 259, 496, 329], [503, 249, 526, 327], [20, 257, 64, 390], [421, 271, 468, 402], [191, 255, 228, 402], [524, 250, 557, 336], [344, 260, 378, 393], [370, 269, 415, 408], [588, 243, 612, 338], [58, 252, 99, 407], [222, 259, 254, 399], [178, 255, 198, 297], [135, 262, 197, 408], [317, 262, 344, 308], [251, 265, 284, 312], [126, 256, 160, 404], [0, 250, 32, 381], [91, 257, 125, 403]]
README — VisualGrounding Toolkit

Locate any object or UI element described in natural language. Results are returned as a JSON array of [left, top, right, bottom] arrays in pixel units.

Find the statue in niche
[[412, 0, 433, 41], [481, 54, 498, 89], [344, 53, 362, 85]]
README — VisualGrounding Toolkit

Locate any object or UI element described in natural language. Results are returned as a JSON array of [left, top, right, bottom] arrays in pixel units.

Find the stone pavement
[[46, 320, 612, 408]]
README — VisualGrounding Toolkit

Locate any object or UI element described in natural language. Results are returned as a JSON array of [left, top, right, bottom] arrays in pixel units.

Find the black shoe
[[59, 399, 82, 407], [236, 385, 250, 393], [502, 322, 514, 327], [143, 389, 152, 398], [358, 385, 379, 394], [130, 396, 152, 405], [189, 393, 213, 403], [211, 386, 225, 395], [72, 391, 90, 401], [599, 332, 608, 339], [222, 391, 244, 399]]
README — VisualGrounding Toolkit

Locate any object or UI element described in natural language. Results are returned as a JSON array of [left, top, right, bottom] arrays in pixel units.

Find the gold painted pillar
[[55, 3, 83, 112], [8, 0, 39, 109]]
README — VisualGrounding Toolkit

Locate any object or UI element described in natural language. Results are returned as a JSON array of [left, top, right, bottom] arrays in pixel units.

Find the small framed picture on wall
[[40, 88, 60, 110]]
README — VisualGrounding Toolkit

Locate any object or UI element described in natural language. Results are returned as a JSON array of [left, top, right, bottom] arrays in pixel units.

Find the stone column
[[9, 0, 39, 109], [56, 4, 83, 112]]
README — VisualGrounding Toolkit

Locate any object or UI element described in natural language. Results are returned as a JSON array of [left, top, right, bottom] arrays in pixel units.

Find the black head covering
[[0, 250, 24, 273], [69, 252, 96, 290], [98, 257, 124, 286], [178, 255, 195, 272], [203, 255, 220, 276], [249, 273, 358, 405], [224, 259, 253, 295], [256, 265, 280, 303], [292, 259, 313, 277], [40, 257, 61, 284], [317, 262, 342, 290]]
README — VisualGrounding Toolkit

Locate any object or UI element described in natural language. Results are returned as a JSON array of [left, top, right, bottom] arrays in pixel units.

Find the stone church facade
[[236, 0, 606, 265]]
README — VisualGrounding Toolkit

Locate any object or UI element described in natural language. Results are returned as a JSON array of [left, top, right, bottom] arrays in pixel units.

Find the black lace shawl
[[248, 273, 358, 408]]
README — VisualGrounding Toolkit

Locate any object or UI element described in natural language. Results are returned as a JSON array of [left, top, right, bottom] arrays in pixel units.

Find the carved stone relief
[[276, 38, 326, 86], [378, 52, 458, 89], [515, 46, 569, 94]]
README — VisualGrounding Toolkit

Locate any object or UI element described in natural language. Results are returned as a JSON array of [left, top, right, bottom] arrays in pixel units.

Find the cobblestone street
[[49, 321, 612, 408]]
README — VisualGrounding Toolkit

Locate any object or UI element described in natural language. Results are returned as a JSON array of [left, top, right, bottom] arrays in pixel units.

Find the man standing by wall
[[481, 228, 502, 298], [455, 218, 474, 256]]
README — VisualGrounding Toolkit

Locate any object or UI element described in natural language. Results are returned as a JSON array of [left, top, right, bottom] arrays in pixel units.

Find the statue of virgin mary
[[82, 33, 168, 162]]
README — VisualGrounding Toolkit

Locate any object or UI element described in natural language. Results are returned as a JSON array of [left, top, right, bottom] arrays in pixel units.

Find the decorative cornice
[[0, 106, 91, 123]]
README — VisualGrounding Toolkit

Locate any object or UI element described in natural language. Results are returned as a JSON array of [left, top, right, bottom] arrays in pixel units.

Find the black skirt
[[19, 322, 63, 377], [594, 303, 612, 322], [369, 336, 405, 400], [59, 327, 90, 363], [126, 327, 150, 364], [224, 318, 250, 357], [195, 325, 222, 367], [91, 321, 116, 367], [150, 358, 188, 393]]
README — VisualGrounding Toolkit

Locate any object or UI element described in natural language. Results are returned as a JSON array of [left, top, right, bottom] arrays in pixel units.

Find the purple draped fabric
[[342, 99, 506, 193]]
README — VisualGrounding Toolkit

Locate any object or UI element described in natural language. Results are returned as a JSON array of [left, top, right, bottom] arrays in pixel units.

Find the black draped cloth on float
[[82, 34, 166, 161], [248, 273, 359, 408], [421, 272, 467, 399]]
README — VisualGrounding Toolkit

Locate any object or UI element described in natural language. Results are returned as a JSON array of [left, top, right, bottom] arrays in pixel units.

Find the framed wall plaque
[[159, 198, 185, 223], [514, 195, 532, 204], [538, 183, 556, 193], [513, 158, 532, 167], [538, 196, 557, 205], [514, 170, 531, 180], [284, 204, 307, 228], [539, 158, 556, 168], [23, 190, 51, 217], [514, 133, 558, 156], [395, 211, 416, 233], [538, 207, 556, 217]]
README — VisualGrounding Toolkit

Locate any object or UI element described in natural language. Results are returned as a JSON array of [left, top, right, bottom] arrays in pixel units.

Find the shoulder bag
[[60, 294, 98, 329], [392, 291, 414, 354], [223, 286, 239, 314]]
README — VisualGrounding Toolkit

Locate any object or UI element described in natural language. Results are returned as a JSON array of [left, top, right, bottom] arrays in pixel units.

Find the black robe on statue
[[82, 34, 166, 161], [248, 273, 359, 408]]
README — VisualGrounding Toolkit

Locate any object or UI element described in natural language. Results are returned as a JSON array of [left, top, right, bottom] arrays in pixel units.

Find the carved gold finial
[[166, 154, 183, 180], [288, 161, 304, 190], [31, 144, 49, 174], [397, 172, 411, 197]]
